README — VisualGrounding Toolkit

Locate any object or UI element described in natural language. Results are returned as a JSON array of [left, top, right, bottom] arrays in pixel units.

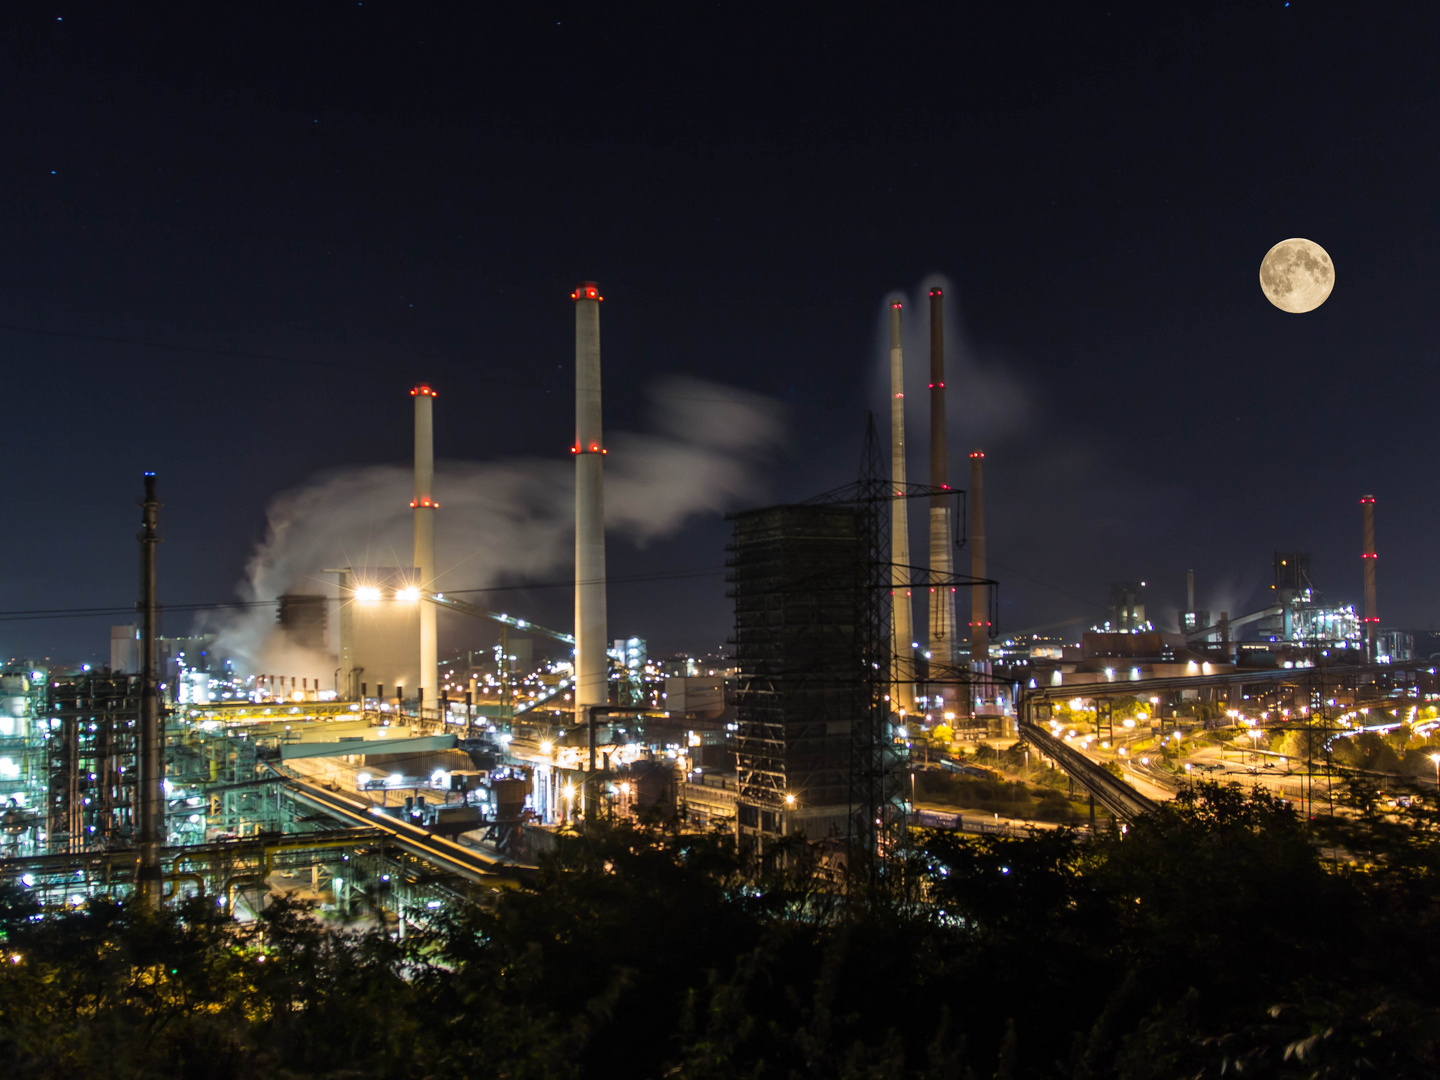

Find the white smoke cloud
[[208, 377, 784, 674], [877, 275, 1033, 448]]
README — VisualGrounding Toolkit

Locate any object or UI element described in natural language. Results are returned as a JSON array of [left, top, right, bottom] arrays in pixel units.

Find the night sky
[[2, 4, 1436, 666]]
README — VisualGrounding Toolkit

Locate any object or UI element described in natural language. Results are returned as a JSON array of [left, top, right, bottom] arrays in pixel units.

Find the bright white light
[[431, 769, 448, 786], [398, 586, 421, 603], [0, 757, 17, 779], [355, 585, 381, 603], [20, 874, 34, 887], [387, 773, 404, 786], [357, 772, 373, 787], [539, 740, 553, 755]]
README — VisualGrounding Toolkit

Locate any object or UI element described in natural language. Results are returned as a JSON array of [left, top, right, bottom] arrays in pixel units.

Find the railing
[[1017, 721, 1159, 821]]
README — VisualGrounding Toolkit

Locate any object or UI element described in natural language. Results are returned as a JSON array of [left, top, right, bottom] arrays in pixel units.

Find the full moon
[[1259, 238, 1335, 313]]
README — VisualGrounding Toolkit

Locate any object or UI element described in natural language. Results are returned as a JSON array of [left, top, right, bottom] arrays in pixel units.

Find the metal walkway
[[1016, 720, 1160, 821], [267, 763, 535, 883]]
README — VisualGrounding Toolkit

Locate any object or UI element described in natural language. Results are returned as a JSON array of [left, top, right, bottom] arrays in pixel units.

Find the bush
[[1332, 730, 1403, 773]]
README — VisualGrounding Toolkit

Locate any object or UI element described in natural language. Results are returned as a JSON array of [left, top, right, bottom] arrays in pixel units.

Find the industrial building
[[0, 280, 1426, 930], [730, 503, 872, 844]]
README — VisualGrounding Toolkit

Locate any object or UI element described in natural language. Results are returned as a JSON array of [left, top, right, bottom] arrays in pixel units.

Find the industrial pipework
[[888, 301, 916, 715], [572, 282, 609, 710], [1361, 494, 1378, 660], [412, 385, 439, 704], [927, 288, 956, 681]]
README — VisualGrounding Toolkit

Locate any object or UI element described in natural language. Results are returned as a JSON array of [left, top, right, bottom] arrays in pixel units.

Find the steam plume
[[209, 377, 783, 674]]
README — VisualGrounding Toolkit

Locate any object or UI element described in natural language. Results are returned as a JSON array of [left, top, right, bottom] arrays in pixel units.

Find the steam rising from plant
[[209, 377, 783, 675]]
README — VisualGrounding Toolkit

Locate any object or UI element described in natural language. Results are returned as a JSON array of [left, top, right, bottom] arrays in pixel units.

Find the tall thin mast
[[927, 288, 955, 698], [889, 301, 916, 715], [413, 385, 438, 706], [137, 473, 162, 908], [1361, 495, 1378, 661], [573, 282, 609, 711]]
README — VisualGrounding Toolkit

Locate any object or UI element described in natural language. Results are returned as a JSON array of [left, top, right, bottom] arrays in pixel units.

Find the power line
[[985, 555, 1108, 614], [0, 322, 766, 407], [0, 321, 534, 390], [0, 566, 731, 624]]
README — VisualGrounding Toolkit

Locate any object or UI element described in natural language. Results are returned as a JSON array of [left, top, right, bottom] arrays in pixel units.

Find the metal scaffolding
[[729, 419, 997, 870], [44, 673, 142, 854]]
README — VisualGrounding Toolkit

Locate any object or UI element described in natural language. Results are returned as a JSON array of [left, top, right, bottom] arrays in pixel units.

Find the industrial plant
[[0, 282, 1428, 928]]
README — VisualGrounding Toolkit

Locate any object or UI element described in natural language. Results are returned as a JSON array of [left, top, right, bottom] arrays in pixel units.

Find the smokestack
[[927, 287, 956, 689], [1362, 495, 1378, 661], [413, 385, 438, 704], [1186, 569, 1195, 612], [969, 450, 987, 666], [888, 301, 916, 715], [572, 281, 608, 710], [137, 473, 163, 908]]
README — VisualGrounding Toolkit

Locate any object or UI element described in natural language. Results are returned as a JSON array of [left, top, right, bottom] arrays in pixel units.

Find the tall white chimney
[[927, 287, 956, 692], [573, 282, 608, 710], [413, 384, 438, 705], [889, 301, 916, 715]]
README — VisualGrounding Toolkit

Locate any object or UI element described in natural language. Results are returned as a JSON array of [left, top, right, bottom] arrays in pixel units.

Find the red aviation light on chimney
[[929, 288, 942, 297], [571, 282, 603, 301], [409, 498, 438, 508], [969, 450, 985, 459], [411, 385, 436, 397], [891, 301, 903, 309]]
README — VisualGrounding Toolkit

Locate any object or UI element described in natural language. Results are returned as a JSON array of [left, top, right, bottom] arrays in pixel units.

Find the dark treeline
[[2, 781, 1439, 1078]]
